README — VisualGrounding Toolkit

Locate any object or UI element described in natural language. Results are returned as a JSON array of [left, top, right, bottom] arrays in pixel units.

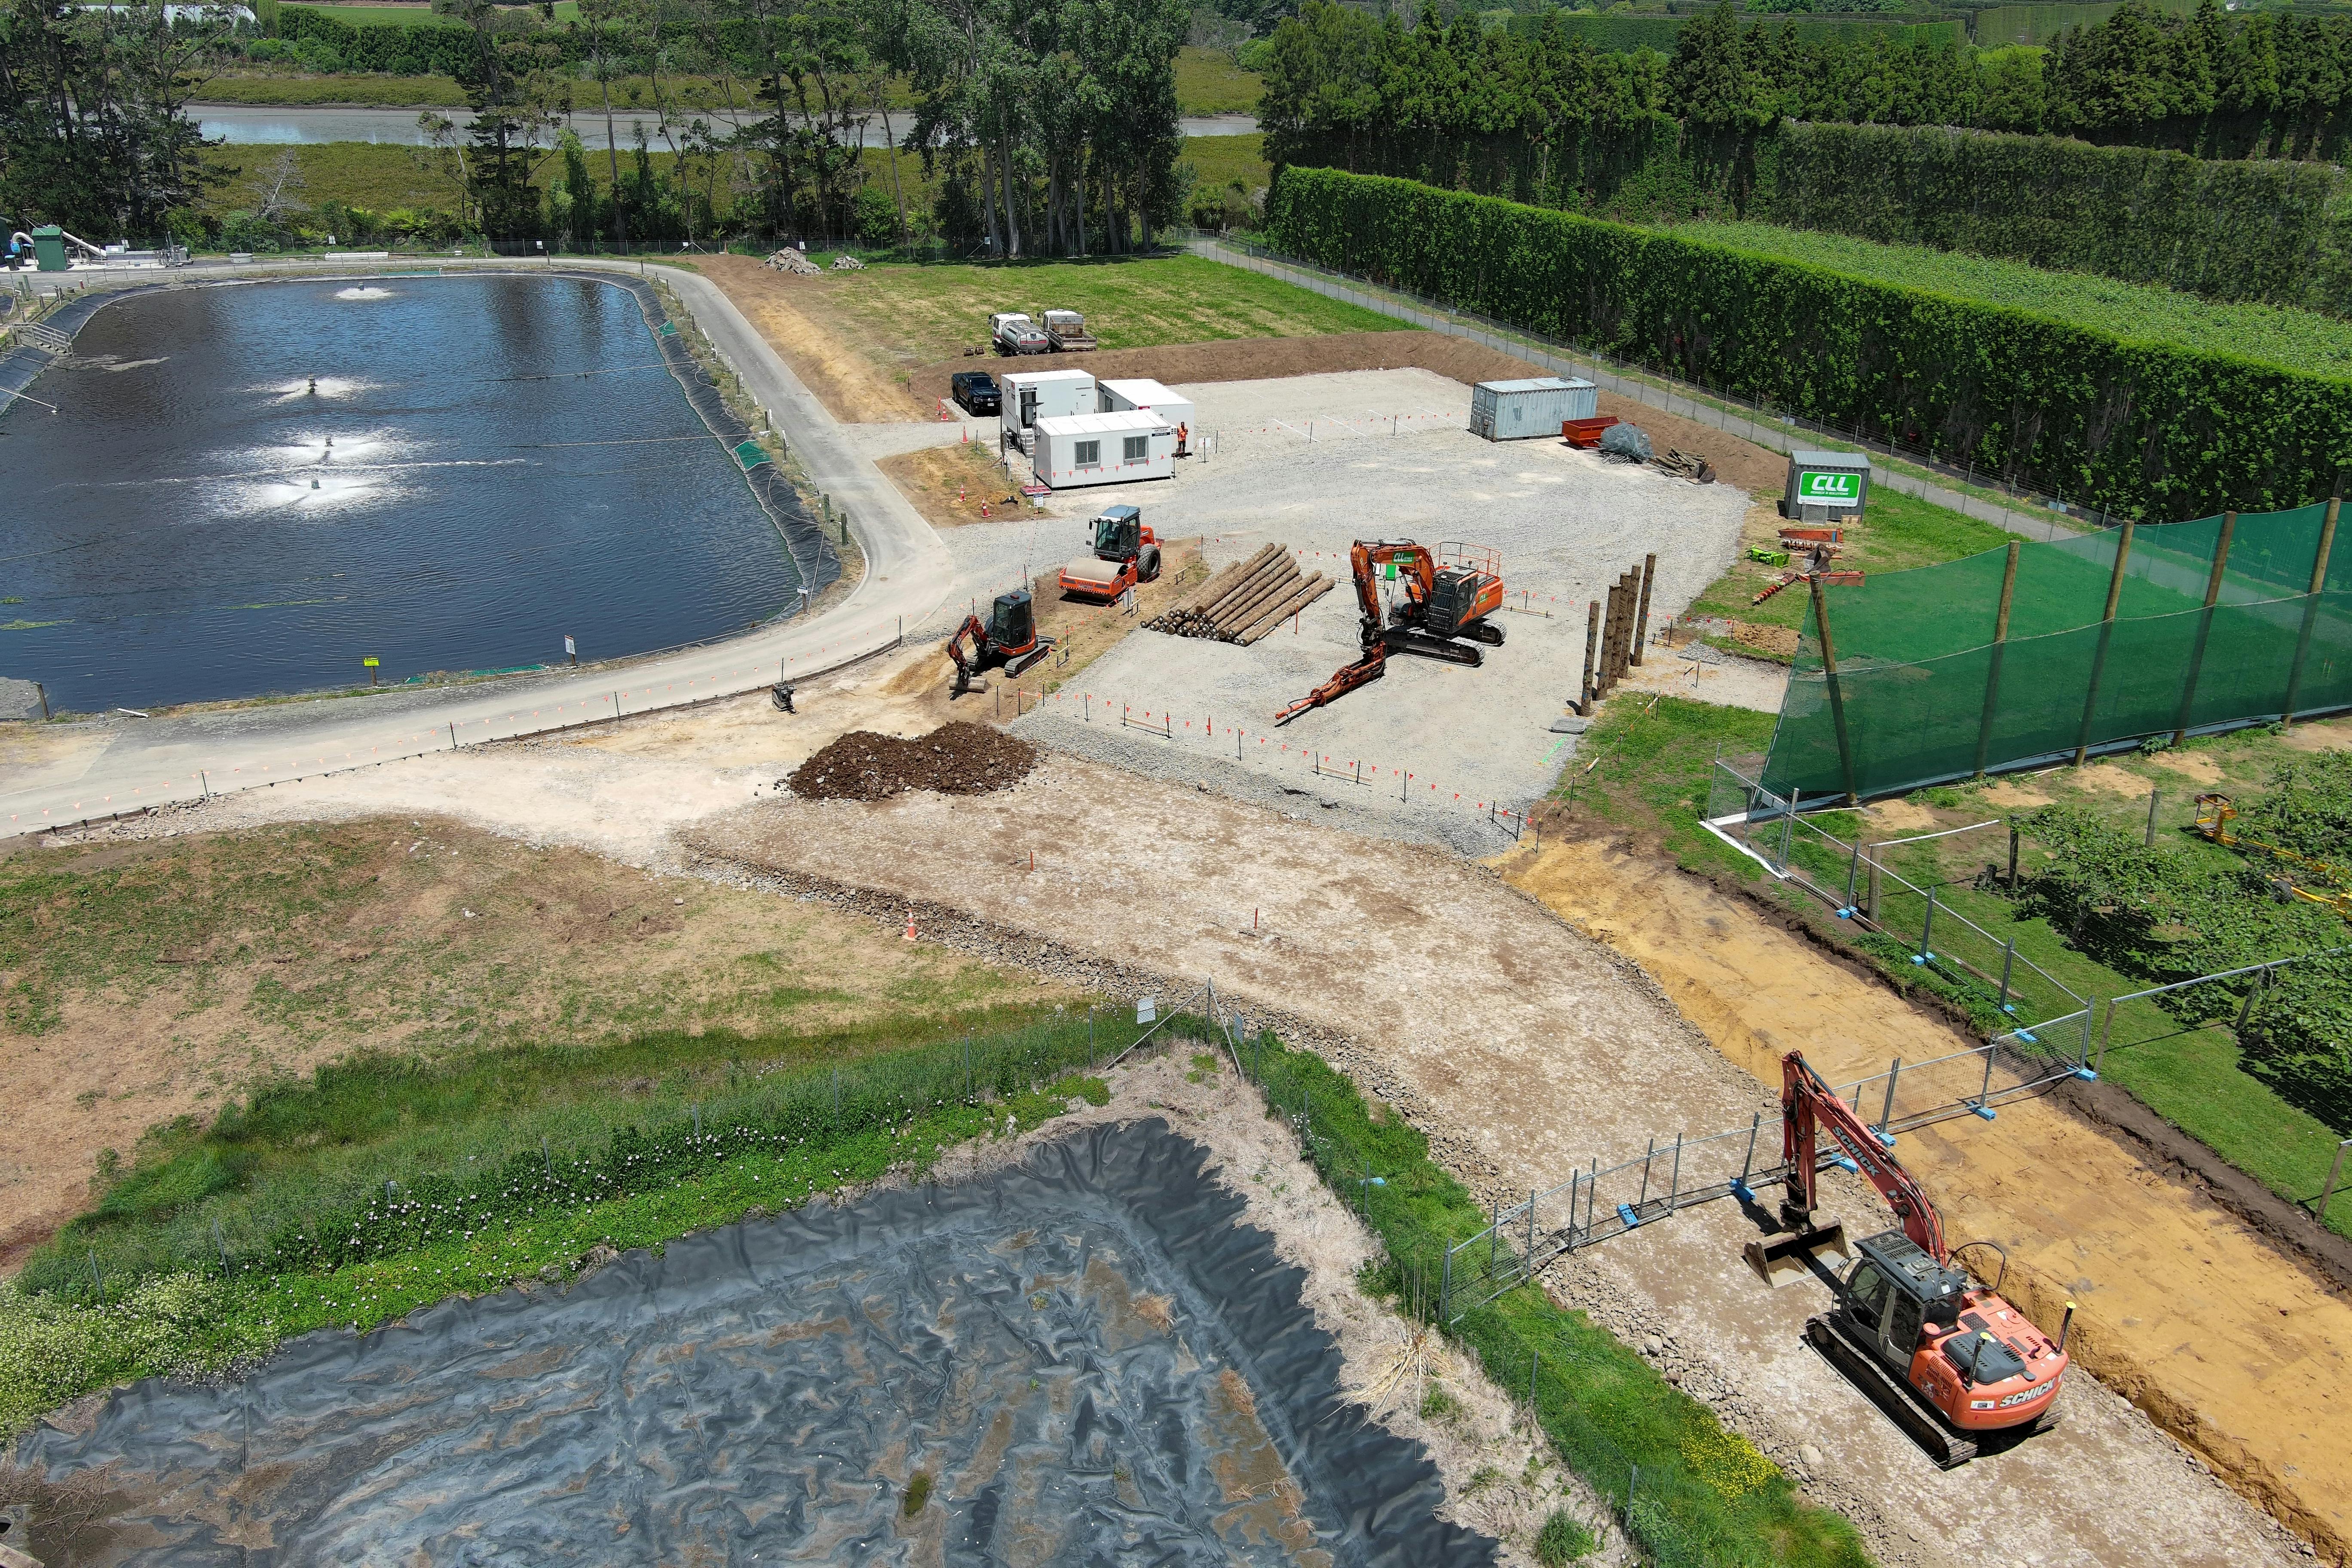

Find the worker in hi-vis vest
[[1176, 420, 1189, 458]]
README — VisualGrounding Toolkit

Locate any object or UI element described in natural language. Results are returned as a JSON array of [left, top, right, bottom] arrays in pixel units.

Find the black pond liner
[[18, 1121, 1498, 1567], [0, 268, 836, 614]]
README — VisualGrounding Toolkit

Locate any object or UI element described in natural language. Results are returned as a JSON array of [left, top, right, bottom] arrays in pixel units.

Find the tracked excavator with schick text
[[1274, 540, 1505, 725], [1747, 1050, 2073, 1468]]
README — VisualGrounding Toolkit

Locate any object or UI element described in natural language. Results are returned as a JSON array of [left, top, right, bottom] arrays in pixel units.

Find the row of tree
[[1261, 0, 2352, 168], [0, 0, 1192, 247]]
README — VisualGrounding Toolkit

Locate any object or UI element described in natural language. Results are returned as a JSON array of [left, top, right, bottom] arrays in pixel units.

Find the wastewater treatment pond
[[0, 273, 810, 713], [17, 1122, 1493, 1567]]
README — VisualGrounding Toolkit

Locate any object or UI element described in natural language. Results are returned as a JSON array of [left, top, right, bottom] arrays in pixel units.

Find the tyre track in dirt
[[680, 759, 2305, 1568], [1504, 835, 2349, 1564]]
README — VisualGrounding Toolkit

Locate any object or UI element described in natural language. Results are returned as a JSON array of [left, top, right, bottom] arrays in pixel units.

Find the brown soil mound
[[786, 722, 1038, 801]]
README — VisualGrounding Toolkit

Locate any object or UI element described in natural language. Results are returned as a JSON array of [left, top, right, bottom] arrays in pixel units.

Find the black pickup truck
[[951, 370, 1001, 416]]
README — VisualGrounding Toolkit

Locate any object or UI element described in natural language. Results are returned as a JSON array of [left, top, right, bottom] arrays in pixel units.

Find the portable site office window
[[1075, 439, 1100, 466]]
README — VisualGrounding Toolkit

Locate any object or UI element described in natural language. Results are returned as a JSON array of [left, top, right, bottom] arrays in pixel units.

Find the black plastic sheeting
[[19, 1121, 1497, 1567]]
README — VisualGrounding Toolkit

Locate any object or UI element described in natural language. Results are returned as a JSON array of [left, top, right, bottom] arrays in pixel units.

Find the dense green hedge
[[1757, 123, 2352, 313], [1271, 120, 2352, 314], [1262, 165, 2352, 518], [274, 5, 479, 76]]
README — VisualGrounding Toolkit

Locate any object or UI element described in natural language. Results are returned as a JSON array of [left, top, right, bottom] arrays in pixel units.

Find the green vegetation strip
[[1666, 221, 2352, 383], [1251, 1032, 1870, 1568]]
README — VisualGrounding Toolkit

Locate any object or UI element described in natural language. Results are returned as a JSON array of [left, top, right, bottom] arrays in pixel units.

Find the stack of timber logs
[[1575, 552, 1657, 714], [1145, 543, 1334, 646]]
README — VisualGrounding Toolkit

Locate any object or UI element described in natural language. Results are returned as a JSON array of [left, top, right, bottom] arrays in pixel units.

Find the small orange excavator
[[946, 590, 1054, 697], [1748, 1050, 2071, 1468], [1274, 539, 1504, 725]]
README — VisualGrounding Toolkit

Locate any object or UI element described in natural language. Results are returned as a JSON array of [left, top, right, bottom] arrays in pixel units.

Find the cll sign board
[[1798, 469, 1862, 502], [1783, 450, 1871, 519]]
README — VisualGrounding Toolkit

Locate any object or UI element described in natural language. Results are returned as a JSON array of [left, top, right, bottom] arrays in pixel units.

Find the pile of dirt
[[785, 722, 1038, 801]]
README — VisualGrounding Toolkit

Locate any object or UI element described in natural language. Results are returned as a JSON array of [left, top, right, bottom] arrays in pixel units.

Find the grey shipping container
[[1470, 377, 1598, 441]]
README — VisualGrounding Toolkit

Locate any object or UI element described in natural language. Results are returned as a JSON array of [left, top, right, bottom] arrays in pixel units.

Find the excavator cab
[[1426, 568, 1488, 637], [1842, 1232, 1965, 1369], [989, 590, 1038, 656]]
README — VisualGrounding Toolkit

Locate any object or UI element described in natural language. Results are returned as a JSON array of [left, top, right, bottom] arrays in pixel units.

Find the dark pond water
[[0, 275, 799, 711]]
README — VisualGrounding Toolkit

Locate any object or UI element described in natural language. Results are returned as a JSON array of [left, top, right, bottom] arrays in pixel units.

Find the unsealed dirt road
[[683, 761, 2306, 1568], [1507, 836, 2351, 1563]]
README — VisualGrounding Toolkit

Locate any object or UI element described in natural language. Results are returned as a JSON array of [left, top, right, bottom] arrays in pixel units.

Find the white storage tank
[[1095, 377, 1197, 439], [1470, 377, 1597, 441], [1033, 411, 1176, 489], [1000, 368, 1096, 430]]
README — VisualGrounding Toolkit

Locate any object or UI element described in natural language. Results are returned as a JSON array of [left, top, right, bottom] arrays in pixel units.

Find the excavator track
[[1804, 1314, 1978, 1470], [1379, 627, 1485, 666]]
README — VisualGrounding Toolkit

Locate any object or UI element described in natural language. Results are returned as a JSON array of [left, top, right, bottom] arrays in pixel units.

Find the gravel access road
[[0, 259, 956, 840]]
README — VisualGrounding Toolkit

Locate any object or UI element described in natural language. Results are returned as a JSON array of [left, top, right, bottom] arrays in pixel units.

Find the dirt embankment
[[1503, 833, 2352, 1565]]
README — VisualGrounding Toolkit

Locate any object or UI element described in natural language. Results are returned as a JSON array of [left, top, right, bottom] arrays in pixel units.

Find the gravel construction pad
[[18, 1122, 1492, 1568], [924, 371, 1747, 830], [788, 721, 1038, 800]]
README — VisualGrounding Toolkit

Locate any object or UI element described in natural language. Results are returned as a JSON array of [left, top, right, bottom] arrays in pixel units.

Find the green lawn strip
[[791, 252, 1401, 375], [0, 1075, 1105, 1439], [1251, 1034, 1871, 1568], [1662, 220, 2352, 384], [1173, 46, 1263, 113], [1685, 487, 2028, 640]]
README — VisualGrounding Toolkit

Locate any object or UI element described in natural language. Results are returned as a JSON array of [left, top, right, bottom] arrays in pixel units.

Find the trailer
[[999, 368, 1096, 432], [1032, 410, 1176, 489], [1042, 309, 1097, 351]]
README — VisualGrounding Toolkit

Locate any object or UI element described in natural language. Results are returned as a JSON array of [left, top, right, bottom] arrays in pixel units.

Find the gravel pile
[[785, 722, 1038, 800]]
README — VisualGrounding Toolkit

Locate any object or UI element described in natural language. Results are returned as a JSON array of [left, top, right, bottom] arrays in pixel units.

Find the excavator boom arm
[[1781, 1052, 1946, 1262]]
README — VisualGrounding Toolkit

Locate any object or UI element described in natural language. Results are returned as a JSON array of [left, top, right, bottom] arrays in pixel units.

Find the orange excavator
[[946, 590, 1054, 697], [1274, 540, 1505, 725], [1747, 1050, 2070, 1468]]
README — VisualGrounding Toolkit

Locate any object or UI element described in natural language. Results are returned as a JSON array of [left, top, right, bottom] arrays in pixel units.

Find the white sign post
[[1135, 996, 1157, 1026]]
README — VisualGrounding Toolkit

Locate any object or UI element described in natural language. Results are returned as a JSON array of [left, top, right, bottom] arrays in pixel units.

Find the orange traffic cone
[[903, 911, 917, 941]]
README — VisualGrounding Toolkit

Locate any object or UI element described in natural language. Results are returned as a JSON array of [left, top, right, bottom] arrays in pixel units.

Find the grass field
[[1665, 219, 2352, 381], [1174, 45, 1263, 113], [196, 44, 1258, 113], [769, 251, 1401, 370], [195, 134, 1271, 226]]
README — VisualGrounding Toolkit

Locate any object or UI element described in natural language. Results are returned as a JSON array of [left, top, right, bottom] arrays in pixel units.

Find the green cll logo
[[1798, 471, 1860, 501]]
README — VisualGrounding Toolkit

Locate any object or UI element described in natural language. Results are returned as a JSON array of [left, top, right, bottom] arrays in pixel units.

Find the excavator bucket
[[1745, 1221, 1850, 1289]]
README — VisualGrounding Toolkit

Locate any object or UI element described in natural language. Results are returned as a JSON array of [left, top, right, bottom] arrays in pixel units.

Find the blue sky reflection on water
[[0, 274, 799, 711]]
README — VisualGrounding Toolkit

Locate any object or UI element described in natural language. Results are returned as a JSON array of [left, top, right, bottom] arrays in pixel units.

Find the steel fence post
[[1439, 1248, 1452, 1322], [2236, 967, 2265, 1032], [1491, 1196, 1501, 1276], [2095, 999, 2118, 1078], [1845, 838, 1862, 906], [1778, 787, 1801, 869], [1567, 1171, 1580, 1247], [1637, 1137, 1655, 1209], [1978, 1045, 1996, 1108], [1669, 1134, 1683, 1211], [1999, 939, 2016, 1011], [1920, 886, 1937, 959], [1741, 1112, 1760, 1185], [2321, 1139, 2351, 1226], [1878, 1059, 1902, 1134]]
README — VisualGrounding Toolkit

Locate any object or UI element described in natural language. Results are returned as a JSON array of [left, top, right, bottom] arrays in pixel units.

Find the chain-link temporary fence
[[1764, 501, 2349, 800]]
